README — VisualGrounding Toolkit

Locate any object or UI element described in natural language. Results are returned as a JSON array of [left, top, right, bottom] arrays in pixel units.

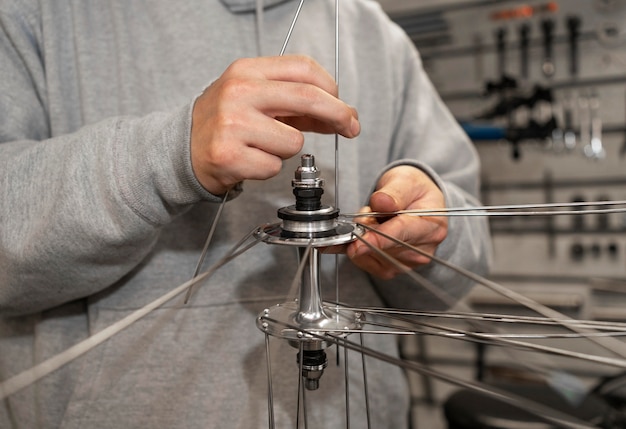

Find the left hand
[[346, 166, 448, 279]]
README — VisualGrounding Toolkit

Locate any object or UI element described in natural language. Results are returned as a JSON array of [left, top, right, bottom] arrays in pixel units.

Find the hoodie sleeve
[[0, 4, 216, 316], [370, 19, 492, 311]]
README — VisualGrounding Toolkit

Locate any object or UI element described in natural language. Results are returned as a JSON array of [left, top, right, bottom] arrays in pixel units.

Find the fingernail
[[350, 117, 361, 136]]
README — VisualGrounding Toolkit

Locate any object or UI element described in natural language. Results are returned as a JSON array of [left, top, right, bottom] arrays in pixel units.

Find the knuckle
[[287, 130, 305, 152], [265, 158, 283, 177], [211, 112, 240, 142], [298, 55, 317, 74], [432, 224, 448, 244], [220, 77, 250, 100], [296, 83, 321, 104], [335, 107, 353, 129], [207, 143, 234, 168], [227, 57, 254, 75]]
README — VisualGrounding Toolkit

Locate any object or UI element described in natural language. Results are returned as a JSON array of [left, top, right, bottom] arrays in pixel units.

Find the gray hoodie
[[0, 0, 490, 427]]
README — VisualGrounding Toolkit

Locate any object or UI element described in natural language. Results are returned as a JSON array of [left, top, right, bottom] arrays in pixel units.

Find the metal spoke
[[340, 199, 626, 218], [297, 341, 304, 429], [344, 342, 350, 429], [185, 189, 230, 303], [280, 0, 306, 56], [265, 333, 276, 429], [360, 333, 372, 429], [303, 370, 309, 429], [0, 226, 263, 400], [259, 314, 597, 429], [358, 319, 626, 369], [344, 307, 626, 331], [358, 223, 626, 359], [286, 324, 626, 340], [10, 0, 626, 426]]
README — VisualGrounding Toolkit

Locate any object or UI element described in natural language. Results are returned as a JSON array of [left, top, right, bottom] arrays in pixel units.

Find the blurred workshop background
[[376, 1, 626, 427]]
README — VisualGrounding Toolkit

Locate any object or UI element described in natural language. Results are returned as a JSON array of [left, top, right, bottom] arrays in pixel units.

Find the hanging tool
[[519, 23, 531, 80], [550, 101, 565, 152], [567, 16, 581, 78], [578, 93, 591, 155], [584, 91, 606, 159], [541, 18, 556, 77], [619, 92, 626, 158], [496, 27, 507, 79], [495, 26, 517, 158], [563, 93, 577, 150], [483, 27, 516, 98], [563, 17, 581, 151], [477, 85, 550, 120]]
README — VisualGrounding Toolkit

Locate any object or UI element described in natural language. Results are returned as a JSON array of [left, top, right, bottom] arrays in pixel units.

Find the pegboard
[[397, 0, 626, 280]]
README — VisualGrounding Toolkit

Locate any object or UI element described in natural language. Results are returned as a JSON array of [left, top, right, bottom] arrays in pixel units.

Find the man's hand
[[190, 55, 361, 195], [347, 166, 448, 279]]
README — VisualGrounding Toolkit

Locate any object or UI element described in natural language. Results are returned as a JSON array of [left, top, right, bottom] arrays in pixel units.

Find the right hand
[[190, 55, 361, 195]]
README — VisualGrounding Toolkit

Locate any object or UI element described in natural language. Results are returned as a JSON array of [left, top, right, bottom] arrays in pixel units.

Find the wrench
[[584, 92, 606, 159]]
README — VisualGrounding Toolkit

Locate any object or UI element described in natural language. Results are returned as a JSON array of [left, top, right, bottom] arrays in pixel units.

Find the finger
[[210, 76, 359, 139], [348, 212, 443, 273], [197, 144, 285, 192], [349, 231, 437, 279], [250, 80, 360, 138], [320, 243, 348, 255], [278, 105, 359, 135], [373, 212, 447, 257], [222, 56, 360, 138], [349, 237, 418, 280], [350, 252, 400, 280], [228, 55, 339, 97], [236, 111, 306, 160], [352, 206, 377, 225], [370, 172, 422, 214], [368, 191, 399, 214], [374, 166, 450, 212]]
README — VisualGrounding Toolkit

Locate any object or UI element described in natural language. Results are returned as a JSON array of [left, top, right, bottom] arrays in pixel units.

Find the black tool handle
[[519, 23, 531, 79], [496, 27, 507, 78], [541, 18, 555, 77], [567, 16, 581, 77]]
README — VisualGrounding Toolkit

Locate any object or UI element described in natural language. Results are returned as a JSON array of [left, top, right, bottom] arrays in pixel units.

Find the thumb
[[369, 189, 401, 214], [369, 166, 437, 214], [370, 168, 420, 213]]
